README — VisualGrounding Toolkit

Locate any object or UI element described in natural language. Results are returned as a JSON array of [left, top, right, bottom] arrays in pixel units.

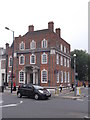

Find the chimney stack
[[48, 21, 54, 32], [28, 25, 34, 32], [6, 43, 9, 49], [55, 28, 61, 38]]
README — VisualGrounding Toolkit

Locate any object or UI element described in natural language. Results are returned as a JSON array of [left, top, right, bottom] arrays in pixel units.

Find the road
[[0, 87, 88, 119]]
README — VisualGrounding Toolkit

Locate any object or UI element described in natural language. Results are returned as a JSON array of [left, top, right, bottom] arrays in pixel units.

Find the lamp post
[[73, 53, 76, 96], [5, 27, 14, 93]]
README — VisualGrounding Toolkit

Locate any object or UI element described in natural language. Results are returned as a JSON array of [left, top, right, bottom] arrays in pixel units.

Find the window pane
[[20, 42, 24, 50], [30, 40, 36, 49], [19, 71, 24, 82], [57, 71, 59, 83], [68, 72, 70, 83], [61, 56, 63, 66], [31, 56, 35, 63], [56, 54, 59, 64], [42, 39, 47, 48], [64, 58, 66, 66], [61, 71, 63, 83], [64, 72, 67, 83], [9, 57, 12, 66], [42, 53, 47, 64], [42, 70, 47, 82], [30, 54, 36, 64]]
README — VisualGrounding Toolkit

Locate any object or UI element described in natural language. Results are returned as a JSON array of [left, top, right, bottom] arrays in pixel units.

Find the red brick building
[[6, 21, 71, 87]]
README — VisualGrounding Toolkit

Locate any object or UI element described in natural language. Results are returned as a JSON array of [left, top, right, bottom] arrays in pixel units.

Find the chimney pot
[[6, 43, 9, 49], [19, 35, 21, 37], [48, 21, 54, 32], [55, 28, 61, 38], [28, 25, 34, 32]]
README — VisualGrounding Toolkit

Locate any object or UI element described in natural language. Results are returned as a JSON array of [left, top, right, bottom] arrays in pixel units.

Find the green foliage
[[71, 49, 88, 81]]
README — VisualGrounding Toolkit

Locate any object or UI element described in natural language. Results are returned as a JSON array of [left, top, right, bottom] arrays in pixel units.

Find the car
[[17, 84, 51, 100]]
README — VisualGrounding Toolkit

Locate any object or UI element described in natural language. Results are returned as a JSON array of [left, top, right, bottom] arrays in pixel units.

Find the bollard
[[77, 87, 81, 96], [57, 88, 59, 94], [55, 88, 59, 95]]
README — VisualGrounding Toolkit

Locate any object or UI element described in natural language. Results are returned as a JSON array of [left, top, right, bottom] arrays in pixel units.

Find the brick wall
[[6, 21, 71, 87]]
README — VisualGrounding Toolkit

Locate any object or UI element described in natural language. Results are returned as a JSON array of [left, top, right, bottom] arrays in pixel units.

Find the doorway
[[30, 74, 33, 84]]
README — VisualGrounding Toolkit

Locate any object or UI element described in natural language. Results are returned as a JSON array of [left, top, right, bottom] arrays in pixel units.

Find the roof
[[23, 29, 53, 37]]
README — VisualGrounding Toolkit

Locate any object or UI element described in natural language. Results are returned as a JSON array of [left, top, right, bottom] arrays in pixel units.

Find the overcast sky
[[0, 0, 88, 52]]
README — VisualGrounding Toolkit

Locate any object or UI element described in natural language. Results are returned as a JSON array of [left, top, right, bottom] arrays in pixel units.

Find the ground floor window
[[41, 69, 48, 83], [61, 71, 63, 83], [19, 70, 25, 83], [64, 71, 67, 83], [67, 72, 70, 83], [56, 71, 59, 83]]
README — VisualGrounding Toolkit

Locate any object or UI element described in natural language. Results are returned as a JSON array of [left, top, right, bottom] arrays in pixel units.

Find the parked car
[[17, 84, 51, 100]]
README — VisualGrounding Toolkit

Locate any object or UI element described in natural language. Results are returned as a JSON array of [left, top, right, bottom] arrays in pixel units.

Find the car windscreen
[[33, 85, 44, 90]]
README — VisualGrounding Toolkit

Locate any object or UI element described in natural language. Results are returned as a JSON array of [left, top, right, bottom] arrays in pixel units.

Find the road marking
[[0, 101, 23, 108], [77, 99, 84, 101], [84, 116, 90, 119]]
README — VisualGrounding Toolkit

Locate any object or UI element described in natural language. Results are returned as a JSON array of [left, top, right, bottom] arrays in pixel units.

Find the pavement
[[1, 86, 85, 100], [50, 88, 83, 100]]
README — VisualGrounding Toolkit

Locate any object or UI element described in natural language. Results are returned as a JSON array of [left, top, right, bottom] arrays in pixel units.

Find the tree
[[71, 50, 88, 82]]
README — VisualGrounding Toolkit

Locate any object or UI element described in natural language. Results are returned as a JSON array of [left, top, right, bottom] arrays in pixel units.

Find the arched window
[[41, 69, 48, 83], [9, 56, 12, 67], [19, 54, 25, 65], [61, 44, 63, 52], [41, 52, 47, 64], [19, 41, 25, 50], [42, 39, 47, 48], [67, 59, 69, 67], [61, 71, 63, 83], [30, 54, 36, 64], [61, 56, 63, 66], [56, 54, 59, 64], [19, 70, 25, 83], [64, 71, 67, 83], [30, 40, 36, 49], [67, 72, 70, 83], [56, 71, 59, 83], [64, 46, 66, 53], [64, 57, 66, 67]]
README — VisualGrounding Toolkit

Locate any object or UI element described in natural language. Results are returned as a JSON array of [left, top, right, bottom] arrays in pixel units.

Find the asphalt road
[[1, 88, 88, 119]]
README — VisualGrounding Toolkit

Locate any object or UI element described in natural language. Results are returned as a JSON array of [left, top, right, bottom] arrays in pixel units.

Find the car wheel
[[34, 94, 39, 100], [17, 92, 22, 98]]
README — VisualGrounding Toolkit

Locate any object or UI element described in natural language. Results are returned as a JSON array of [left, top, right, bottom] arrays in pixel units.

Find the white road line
[[84, 116, 90, 119], [77, 99, 84, 102], [0, 101, 23, 108], [0, 104, 17, 108]]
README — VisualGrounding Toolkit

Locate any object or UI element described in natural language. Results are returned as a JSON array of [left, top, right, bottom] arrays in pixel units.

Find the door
[[30, 74, 33, 84], [27, 85, 34, 97]]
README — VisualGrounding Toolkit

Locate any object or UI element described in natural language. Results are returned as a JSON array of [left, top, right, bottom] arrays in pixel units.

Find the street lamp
[[5, 27, 14, 93], [73, 53, 76, 96]]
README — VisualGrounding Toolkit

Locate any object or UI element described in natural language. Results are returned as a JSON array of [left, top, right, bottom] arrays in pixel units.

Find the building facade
[[6, 21, 71, 87], [0, 48, 6, 91]]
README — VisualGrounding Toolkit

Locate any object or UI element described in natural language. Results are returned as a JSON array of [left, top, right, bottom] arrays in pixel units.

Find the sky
[[0, 0, 89, 52]]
